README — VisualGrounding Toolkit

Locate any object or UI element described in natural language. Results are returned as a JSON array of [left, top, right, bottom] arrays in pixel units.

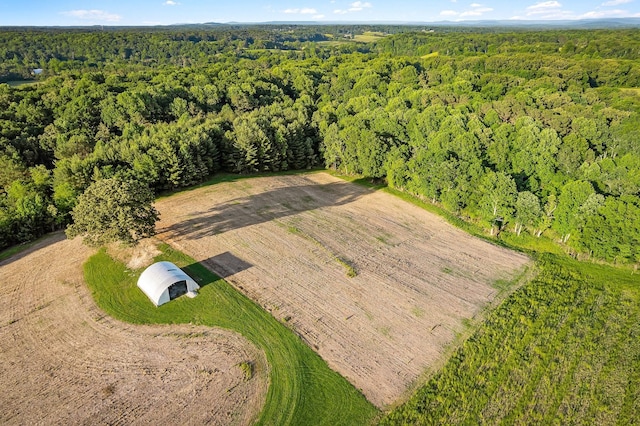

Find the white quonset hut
[[137, 261, 199, 306]]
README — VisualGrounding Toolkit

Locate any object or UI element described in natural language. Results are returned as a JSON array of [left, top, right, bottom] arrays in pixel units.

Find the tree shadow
[[202, 251, 253, 279], [0, 232, 67, 267], [160, 181, 370, 240], [181, 252, 253, 289]]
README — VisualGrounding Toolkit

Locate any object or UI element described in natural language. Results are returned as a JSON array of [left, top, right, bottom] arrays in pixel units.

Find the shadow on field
[[181, 252, 253, 289], [202, 252, 254, 279], [162, 181, 368, 240], [0, 232, 66, 267]]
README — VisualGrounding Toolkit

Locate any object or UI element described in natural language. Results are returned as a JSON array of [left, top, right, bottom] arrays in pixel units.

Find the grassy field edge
[[380, 253, 640, 424], [83, 243, 378, 426]]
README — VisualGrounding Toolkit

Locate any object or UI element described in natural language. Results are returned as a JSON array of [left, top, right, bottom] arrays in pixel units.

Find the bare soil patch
[[0, 234, 266, 425], [106, 238, 162, 269], [156, 172, 531, 407]]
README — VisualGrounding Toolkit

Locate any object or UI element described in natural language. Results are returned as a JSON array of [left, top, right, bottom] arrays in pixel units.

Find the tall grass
[[381, 254, 640, 424]]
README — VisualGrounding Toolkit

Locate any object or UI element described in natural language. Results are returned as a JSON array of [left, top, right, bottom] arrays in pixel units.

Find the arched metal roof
[[137, 261, 199, 306]]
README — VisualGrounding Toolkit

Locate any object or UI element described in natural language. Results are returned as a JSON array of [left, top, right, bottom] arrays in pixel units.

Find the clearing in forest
[[157, 172, 531, 407]]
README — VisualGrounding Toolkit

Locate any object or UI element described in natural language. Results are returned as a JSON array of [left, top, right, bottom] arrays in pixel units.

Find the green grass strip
[[84, 243, 377, 426], [380, 255, 640, 425]]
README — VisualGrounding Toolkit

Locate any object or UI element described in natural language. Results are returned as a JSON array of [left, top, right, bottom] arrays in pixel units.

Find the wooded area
[[1, 26, 639, 263]]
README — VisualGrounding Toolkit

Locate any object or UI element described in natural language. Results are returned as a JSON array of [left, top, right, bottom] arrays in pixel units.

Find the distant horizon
[[2, 17, 640, 29], [3, 1, 640, 27]]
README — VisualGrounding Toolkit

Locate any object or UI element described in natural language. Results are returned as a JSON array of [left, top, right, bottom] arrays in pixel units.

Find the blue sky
[[1, 0, 640, 26]]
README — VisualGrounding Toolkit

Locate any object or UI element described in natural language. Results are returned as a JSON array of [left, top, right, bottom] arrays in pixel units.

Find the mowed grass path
[[85, 243, 377, 425], [381, 254, 640, 424]]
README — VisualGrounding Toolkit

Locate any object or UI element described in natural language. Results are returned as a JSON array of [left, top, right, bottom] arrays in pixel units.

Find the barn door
[[168, 280, 188, 300]]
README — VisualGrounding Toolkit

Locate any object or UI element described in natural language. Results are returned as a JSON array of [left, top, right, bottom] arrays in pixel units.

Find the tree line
[[1, 27, 639, 263], [6, 27, 640, 81]]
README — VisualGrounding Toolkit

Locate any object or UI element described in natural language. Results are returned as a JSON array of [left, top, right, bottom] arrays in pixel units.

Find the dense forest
[[1, 26, 640, 264]]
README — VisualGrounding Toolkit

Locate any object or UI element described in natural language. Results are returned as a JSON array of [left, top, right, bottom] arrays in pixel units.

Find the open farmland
[[156, 172, 531, 407], [0, 235, 267, 425]]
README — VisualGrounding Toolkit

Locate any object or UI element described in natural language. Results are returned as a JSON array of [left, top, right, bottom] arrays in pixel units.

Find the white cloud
[[349, 1, 373, 11], [524, 1, 578, 18], [334, 1, 372, 14], [442, 3, 493, 18], [580, 8, 628, 18], [284, 8, 318, 14], [61, 9, 121, 22], [526, 1, 562, 15], [601, 0, 632, 5], [313, 14, 325, 19], [163, 0, 180, 5], [461, 6, 493, 16]]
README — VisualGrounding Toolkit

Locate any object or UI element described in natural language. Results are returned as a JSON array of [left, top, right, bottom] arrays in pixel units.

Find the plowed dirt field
[[157, 172, 531, 407], [0, 234, 266, 425]]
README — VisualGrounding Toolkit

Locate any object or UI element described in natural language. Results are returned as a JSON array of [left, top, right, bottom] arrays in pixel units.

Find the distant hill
[[423, 18, 640, 29], [3, 17, 640, 31], [181, 18, 640, 29]]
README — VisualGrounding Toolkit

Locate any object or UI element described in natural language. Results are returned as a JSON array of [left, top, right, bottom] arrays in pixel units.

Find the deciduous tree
[[66, 178, 159, 246]]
